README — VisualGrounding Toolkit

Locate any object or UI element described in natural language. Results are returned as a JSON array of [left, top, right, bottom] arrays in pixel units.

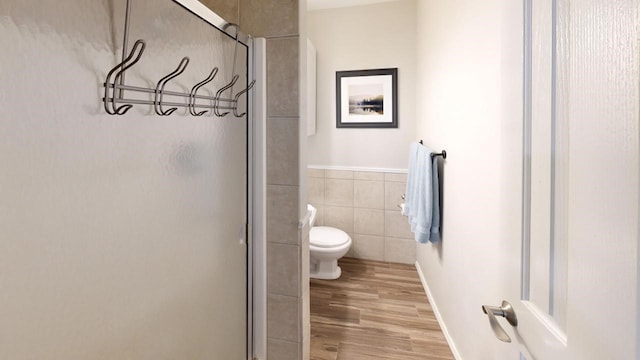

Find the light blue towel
[[402, 142, 420, 218], [404, 142, 441, 244]]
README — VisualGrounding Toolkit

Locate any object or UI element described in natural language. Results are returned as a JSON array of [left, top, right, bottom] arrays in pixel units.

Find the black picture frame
[[336, 68, 398, 128]]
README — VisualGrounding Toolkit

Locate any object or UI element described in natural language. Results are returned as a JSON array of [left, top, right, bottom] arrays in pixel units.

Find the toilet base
[[310, 259, 343, 280]]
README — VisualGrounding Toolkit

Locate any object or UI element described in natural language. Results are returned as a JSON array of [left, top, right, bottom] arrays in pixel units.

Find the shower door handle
[[481, 300, 518, 343]]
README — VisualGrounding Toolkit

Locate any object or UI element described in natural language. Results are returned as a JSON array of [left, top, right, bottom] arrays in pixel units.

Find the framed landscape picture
[[335, 68, 398, 128]]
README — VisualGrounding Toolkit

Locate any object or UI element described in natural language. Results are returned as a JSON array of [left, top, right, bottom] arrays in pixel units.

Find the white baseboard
[[414, 261, 462, 360]]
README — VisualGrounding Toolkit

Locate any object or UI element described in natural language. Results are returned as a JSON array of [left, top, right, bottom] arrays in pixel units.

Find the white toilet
[[307, 204, 352, 280]]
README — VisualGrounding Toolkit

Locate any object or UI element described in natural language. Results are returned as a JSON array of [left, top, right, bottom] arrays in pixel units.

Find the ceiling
[[307, 0, 400, 11]]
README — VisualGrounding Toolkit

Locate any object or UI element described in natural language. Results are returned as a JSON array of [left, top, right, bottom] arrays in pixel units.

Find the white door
[[482, 0, 640, 359]]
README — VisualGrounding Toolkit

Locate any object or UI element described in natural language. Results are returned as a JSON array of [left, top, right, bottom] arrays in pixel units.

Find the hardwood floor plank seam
[[311, 258, 455, 360]]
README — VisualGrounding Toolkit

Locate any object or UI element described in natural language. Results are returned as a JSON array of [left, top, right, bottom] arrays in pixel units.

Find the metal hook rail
[[419, 140, 447, 159], [102, 39, 255, 117]]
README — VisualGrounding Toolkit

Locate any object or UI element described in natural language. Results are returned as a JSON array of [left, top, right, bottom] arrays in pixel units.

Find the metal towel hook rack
[[214, 75, 239, 117], [154, 57, 190, 116], [223, 23, 240, 100], [232, 80, 256, 117], [189, 68, 219, 116], [103, 39, 146, 115], [419, 140, 447, 159], [102, 40, 254, 117], [220, 22, 255, 118], [101, 3, 255, 118]]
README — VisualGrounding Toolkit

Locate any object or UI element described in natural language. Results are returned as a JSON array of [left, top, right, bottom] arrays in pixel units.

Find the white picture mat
[[340, 74, 394, 124]]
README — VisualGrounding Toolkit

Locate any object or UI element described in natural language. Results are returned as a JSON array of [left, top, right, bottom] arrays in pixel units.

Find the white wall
[[307, 0, 416, 170], [414, 0, 524, 358]]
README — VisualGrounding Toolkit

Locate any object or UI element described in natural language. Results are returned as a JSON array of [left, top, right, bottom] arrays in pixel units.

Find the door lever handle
[[481, 300, 518, 343]]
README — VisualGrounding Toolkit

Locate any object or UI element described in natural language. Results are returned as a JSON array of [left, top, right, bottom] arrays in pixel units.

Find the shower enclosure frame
[[148, 1, 264, 358]]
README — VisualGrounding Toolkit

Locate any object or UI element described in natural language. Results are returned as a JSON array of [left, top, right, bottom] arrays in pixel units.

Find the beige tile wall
[[239, 1, 303, 358], [199, 0, 239, 23], [199, 1, 303, 358], [308, 168, 416, 264]]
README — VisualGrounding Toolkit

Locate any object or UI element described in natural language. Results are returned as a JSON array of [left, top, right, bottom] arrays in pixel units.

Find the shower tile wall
[[202, 1, 303, 358], [201, 0, 310, 360], [200, 0, 239, 23], [308, 168, 416, 264], [239, 1, 303, 360]]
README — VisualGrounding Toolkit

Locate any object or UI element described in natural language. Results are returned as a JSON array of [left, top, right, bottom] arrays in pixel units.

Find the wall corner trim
[[415, 261, 463, 360]]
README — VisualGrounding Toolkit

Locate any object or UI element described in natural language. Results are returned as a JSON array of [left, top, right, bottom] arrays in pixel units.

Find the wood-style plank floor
[[310, 257, 455, 360]]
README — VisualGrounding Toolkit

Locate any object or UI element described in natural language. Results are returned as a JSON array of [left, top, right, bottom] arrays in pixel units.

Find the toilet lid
[[310, 226, 351, 248]]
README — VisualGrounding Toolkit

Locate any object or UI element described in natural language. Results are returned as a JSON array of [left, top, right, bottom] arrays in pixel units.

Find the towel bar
[[418, 140, 447, 159]]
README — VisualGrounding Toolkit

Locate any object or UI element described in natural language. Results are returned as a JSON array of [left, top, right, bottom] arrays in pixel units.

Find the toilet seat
[[310, 226, 350, 248]]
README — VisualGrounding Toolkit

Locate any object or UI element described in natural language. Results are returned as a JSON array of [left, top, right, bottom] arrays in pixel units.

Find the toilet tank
[[307, 204, 317, 227]]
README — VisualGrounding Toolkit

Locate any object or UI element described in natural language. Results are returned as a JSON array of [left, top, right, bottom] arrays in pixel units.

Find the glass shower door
[[0, 0, 249, 358]]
